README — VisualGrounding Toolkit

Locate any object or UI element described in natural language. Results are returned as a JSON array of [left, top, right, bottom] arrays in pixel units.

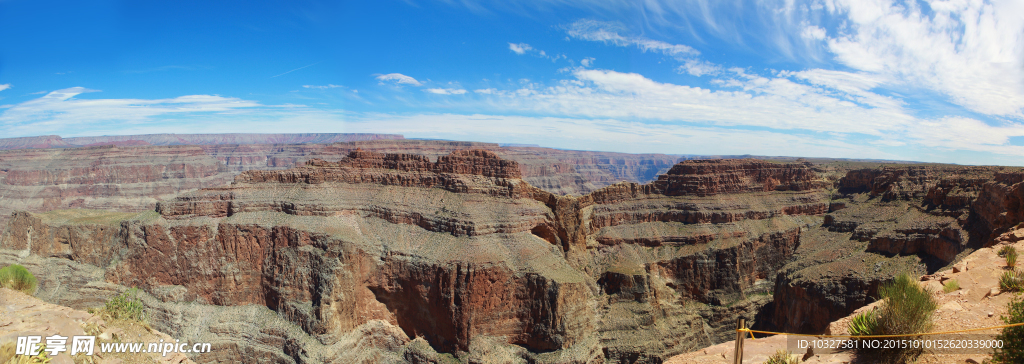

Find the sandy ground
[[0, 287, 193, 364], [667, 240, 1024, 364]]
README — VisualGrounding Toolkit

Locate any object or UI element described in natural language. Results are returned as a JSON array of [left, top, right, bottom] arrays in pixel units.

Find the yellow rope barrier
[[737, 322, 1024, 339]]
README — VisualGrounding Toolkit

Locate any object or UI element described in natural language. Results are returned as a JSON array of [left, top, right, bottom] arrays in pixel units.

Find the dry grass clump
[[999, 245, 1017, 257], [942, 279, 960, 293], [991, 295, 1024, 364], [762, 349, 799, 364], [1000, 270, 1023, 292], [0, 264, 37, 295], [849, 273, 937, 364], [89, 287, 146, 323]]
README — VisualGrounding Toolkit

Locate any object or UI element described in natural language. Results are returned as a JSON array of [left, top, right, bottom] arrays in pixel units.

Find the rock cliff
[[0, 140, 682, 229], [2, 153, 829, 363], [11, 150, 1022, 363], [769, 164, 1024, 334]]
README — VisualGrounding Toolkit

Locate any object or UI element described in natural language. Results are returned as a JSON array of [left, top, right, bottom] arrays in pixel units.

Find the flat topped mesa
[[652, 159, 822, 196], [236, 149, 522, 184]]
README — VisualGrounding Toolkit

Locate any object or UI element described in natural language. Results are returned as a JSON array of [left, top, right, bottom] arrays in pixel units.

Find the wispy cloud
[[375, 73, 424, 86], [820, 0, 1024, 117], [0, 87, 264, 137], [124, 65, 201, 74], [346, 113, 894, 159], [678, 59, 720, 76], [566, 19, 698, 57], [302, 84, 344, 89], [508, 42, 564, 61], [425, 88, 467, 95], [509, 42, 532, 55], [444, 67, 1024, 158], [0, 84, 10, 92], [566, 19, 718, 76], [271, 62, 320, 78]]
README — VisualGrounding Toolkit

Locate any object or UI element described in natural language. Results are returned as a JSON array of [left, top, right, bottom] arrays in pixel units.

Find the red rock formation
[[653, 159, 824, 196], [0, 154, 835, 362]]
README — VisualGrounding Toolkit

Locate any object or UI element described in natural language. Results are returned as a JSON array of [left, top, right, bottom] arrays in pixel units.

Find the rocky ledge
[[1, 153, 835, 363]]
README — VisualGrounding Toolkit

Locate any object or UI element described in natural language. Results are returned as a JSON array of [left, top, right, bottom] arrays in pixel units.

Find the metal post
[[734, 317, 745, 364]]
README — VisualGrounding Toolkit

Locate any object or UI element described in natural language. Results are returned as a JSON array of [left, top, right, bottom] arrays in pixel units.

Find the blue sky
[[2, 0, 1024, 165]]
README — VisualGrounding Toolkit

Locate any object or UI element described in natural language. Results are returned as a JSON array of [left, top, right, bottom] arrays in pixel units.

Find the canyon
[[2, 137, 1024, 363], [0, 136, 682, 229]]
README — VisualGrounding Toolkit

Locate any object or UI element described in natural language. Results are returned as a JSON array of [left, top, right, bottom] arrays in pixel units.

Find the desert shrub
[[0, 264, 37, 295], [762, 349, 799, 364], [877, 273, 937, 335], [1008, 249, 1019, 269], [942, 279, 960, 293], [103, 288, 145, 322], [999, 245, 1017, 257], [0, 341, 13, 364], [856, 273, 937, 364], [849, 310, 879, 337], [991, 295, 1024, 364], [0, 342, 53, 364], [1001, 270, 1024, 292]]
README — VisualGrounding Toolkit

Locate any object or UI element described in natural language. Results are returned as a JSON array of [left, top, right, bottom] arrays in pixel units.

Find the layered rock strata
[[0, 140, 682, 230], [2, 152, 829, 363], [770, 164, 1024, 334]]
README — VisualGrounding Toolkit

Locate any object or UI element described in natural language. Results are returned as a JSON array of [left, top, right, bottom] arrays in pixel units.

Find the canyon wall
[[2, 151, 827, 363], [0, 140, 682, 230], [770, 165, 1024, 334], [8, 145, 1023, 363]]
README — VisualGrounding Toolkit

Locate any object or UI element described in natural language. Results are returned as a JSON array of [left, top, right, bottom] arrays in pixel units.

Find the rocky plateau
[[2, 140, 1024, 364]]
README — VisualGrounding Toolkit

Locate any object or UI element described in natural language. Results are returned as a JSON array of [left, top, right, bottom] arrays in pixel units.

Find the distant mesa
[[0, 133, 405, 150]]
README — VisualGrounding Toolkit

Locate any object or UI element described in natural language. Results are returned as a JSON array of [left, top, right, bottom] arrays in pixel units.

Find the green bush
[[857, 273, 938, 364], [942, 279, 960, 293], [877, 273, 938, 335], [762, 349, 799, 364], [103, 288, 145, 322], [991, 295, 1024, 364], [1001, 270, 1024, 292], [0, 264, 38, 295], [999, 245, 1017, 257], [849, 310, 879, 337], [1009, 250, 1019, 269]]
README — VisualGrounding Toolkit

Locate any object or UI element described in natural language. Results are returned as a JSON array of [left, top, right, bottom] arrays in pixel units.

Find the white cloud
[[678, 59, 720, 76], [425, 88, 467, 95], [580, 57, 595, 67], [0, 84, 10, 92], [566, 19, 698, 57], [474, 88, 497, 94], [509, 42, 533, 55], [508, 42, 563, 62], [800, 25, 826, 40], [0, 87, 264, 137], [780, 69, 899, 109], [348, 113, 894, 159], [822, 0, 1024, 117], [566, 19, 723, 77], [471, 68, 912, 136], [302, 84, 344, 89], [908, 116, 1024, 149], [375, 73, 423, 86], [447, 66, 1024, 158]]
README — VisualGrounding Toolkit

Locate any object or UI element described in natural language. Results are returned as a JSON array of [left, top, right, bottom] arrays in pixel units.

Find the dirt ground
[[0, 287, 193, 364], [667, 240, 1024, 364]]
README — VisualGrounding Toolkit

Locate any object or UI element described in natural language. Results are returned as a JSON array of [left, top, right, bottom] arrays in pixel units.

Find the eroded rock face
[[770, 164, 1024, 334], [2, 153, 828, 363], [0, 140, 682, 231]]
